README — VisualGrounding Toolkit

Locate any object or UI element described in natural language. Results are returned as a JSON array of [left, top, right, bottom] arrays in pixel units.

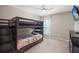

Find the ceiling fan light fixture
[[42, 9, 46, 12], [41, 5, 47, 14]]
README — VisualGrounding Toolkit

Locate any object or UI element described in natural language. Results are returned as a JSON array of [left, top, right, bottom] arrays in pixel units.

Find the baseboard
[[54, 37, 69, 42], [44, 36, 69, 42]]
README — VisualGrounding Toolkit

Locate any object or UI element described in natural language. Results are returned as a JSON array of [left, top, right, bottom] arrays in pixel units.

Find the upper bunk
[[11, 16, 43, 30]]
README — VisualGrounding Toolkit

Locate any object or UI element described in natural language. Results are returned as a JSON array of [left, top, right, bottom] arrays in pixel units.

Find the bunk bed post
[[13, 17, 19, 50]]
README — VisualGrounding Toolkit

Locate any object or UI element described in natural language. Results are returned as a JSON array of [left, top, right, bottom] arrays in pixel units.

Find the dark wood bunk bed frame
[[0, 17, 43, 53], [0, 19, 16, 52]]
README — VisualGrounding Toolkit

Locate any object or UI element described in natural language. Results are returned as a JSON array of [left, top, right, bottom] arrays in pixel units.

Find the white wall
[[74, 21, 79, 32], [0, 5, 39, 20], [50, 12, 74, 40]]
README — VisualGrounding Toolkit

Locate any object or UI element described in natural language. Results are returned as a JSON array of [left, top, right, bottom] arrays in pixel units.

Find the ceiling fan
[[40, 5, 54, 13], [41, 5, 54, 10], [31, 5, 54, 11]]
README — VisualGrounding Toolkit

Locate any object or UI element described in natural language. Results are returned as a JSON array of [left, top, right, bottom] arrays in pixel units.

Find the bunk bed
[[0, 17, 43, 53], [0, 19, 16, 52]]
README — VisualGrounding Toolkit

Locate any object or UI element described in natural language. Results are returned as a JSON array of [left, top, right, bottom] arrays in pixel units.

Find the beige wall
[[0, 5, 39, 20], [50, 12, 74, 40]]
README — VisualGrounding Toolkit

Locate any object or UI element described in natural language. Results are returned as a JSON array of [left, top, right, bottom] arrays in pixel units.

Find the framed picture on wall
[[72, 5, 79, 21]]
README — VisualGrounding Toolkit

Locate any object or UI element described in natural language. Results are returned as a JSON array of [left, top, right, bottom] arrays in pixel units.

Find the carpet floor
[[25, 38, 69, 53]]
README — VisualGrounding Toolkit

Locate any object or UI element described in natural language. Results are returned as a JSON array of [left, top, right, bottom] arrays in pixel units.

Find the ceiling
[[10, 5, 73, 16]]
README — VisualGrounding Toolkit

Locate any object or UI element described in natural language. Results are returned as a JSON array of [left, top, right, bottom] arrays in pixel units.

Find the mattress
[[17, 33, 42, 50]]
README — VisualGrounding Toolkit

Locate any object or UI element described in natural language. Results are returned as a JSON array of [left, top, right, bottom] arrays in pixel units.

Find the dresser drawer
[[0, 43, 14, 52], [0, 35, 12, 44], [0, 28, 11, 35]]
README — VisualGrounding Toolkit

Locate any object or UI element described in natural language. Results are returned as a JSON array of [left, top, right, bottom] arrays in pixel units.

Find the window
[[44, 19, 50, 35]]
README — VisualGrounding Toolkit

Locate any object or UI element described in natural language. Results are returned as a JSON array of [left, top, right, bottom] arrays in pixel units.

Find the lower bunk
[[16, 33, 43, 53], [18, 38, 43, 52]]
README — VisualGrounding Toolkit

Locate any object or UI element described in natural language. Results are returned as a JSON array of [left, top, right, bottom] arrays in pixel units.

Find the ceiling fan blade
[[30, 5, 54, 10], [46, 7, 54, 10]]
